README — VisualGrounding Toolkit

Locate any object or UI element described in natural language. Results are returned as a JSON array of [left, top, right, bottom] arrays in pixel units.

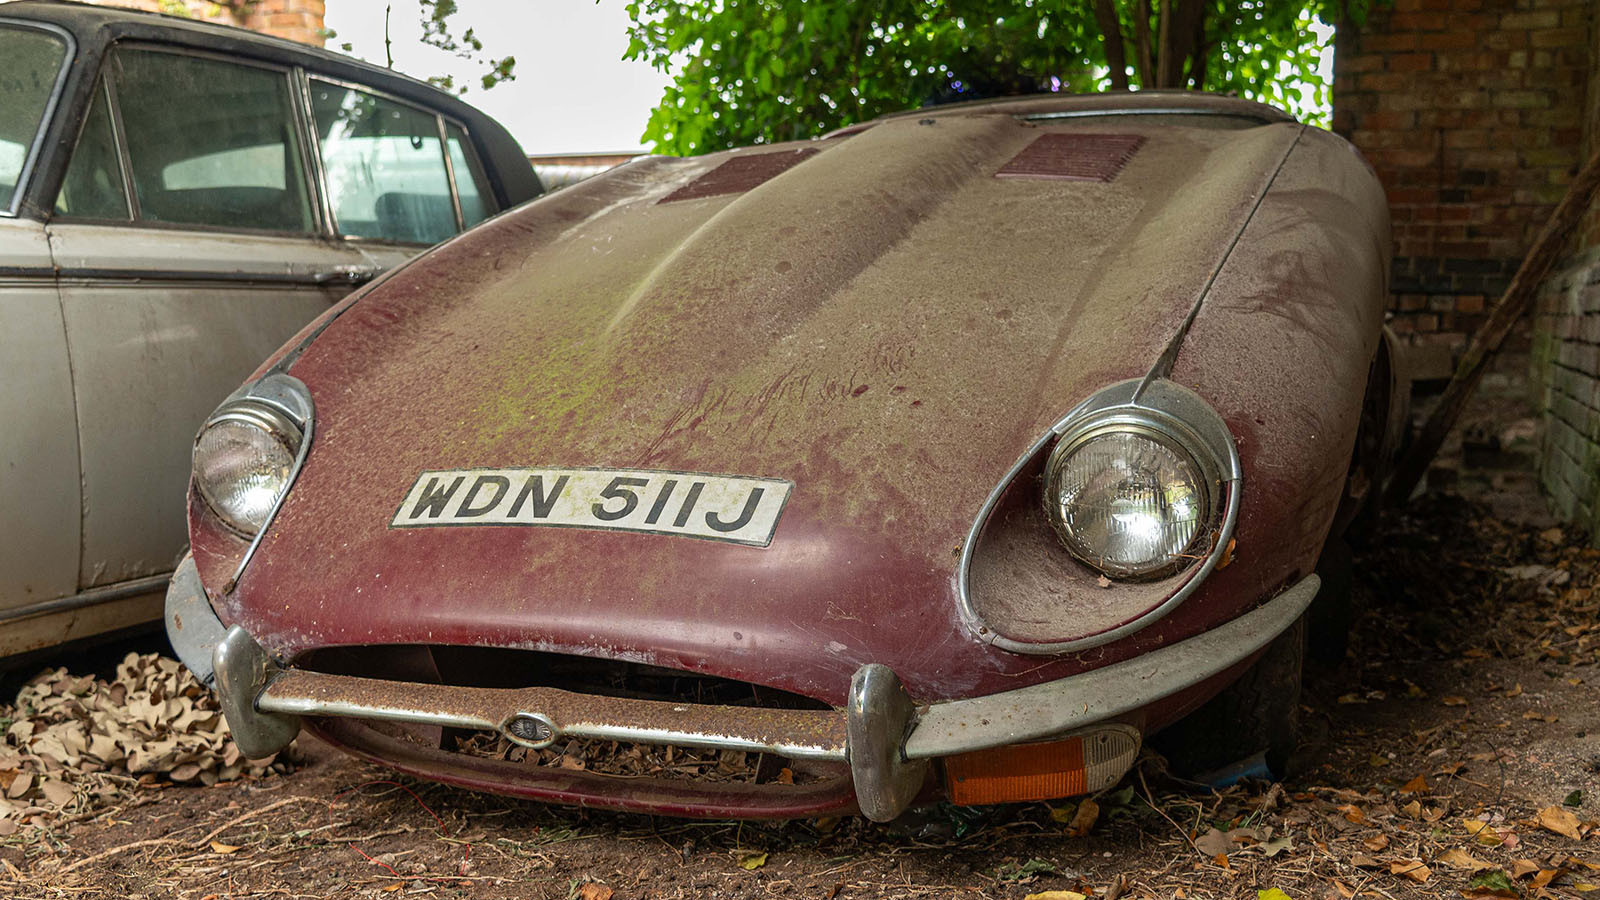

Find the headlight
[[1043, 426, 1212, 579], [194, 403, 303, 537]]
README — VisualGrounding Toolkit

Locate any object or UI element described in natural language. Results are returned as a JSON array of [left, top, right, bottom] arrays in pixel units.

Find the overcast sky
[[323, 0, 672, 156]]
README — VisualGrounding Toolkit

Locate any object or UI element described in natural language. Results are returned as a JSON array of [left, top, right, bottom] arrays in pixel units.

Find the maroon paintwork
[[188, 91, 1390, 814]]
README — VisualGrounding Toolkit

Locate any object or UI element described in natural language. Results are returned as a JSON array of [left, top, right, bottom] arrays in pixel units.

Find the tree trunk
[[1134, 0, 1155, 87], [1095, 0, 1131, 90], [1156, 0, 1173, 87]]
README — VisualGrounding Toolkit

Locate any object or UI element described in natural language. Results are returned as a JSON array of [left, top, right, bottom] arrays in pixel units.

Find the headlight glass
[[193, 410, 300, 537], [1044, 428, 1210, 579]]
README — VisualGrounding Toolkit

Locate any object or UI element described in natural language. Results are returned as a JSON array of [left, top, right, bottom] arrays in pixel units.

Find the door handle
[[313, 266, 382, 286]]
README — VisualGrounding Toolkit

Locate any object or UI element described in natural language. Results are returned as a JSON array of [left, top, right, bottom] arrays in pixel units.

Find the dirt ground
[[3, 483, 1600, 900]]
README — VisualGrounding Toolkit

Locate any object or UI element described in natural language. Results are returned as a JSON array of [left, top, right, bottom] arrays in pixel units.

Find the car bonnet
[[214, 110, 1307, 704]]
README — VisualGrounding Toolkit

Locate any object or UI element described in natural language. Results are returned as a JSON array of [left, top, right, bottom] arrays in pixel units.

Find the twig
[[195, 795, 326, 848], [1136, 769, 1203, 857], [58, 837, 184, 874]]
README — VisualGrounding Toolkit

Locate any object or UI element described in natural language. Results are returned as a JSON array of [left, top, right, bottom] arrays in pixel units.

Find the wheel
[[1309, 538, 1356, 665], [1151, 615, 1304, 781]]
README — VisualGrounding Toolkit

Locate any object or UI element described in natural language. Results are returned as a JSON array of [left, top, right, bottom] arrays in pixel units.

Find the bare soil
[[3, 486, 1600, 900]]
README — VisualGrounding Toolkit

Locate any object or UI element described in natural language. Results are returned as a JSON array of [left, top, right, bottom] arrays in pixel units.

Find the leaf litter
[[0, 491, 1596, 897]]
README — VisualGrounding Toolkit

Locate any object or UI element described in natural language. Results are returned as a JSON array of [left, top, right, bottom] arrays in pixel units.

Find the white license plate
[[391, 467, 793, 547]]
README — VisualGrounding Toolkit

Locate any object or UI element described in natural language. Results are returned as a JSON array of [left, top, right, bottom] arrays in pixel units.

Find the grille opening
[[296, 645, 832, 709], [450, 728, 843, 785]]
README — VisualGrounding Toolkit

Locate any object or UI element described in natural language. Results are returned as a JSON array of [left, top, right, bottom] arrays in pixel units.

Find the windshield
[[0, 23, 70, 214]]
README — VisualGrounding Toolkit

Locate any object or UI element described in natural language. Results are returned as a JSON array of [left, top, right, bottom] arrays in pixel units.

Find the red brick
[[1390, 11, 1450, 30], [1388, 52, 1437, 72], [1362, 110, 1419, 130], [1418, 31, 1483, 51], [1529, 27, 1587, 49], [1359, 72, 1421, 91], [1501, 10, 1563, 29], [1493, 89, 1553, 108], [1359, 32, 1423, 52]]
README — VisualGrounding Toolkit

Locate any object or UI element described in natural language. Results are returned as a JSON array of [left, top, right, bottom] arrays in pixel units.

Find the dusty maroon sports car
[[166, 91, 1401, 821]]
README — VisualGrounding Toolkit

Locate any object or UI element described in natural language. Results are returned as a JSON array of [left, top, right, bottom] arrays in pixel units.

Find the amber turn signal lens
[[943, 725, 1140, 806]]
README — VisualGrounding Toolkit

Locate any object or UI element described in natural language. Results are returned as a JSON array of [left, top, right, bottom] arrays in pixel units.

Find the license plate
[[391, 467, 793, 547]]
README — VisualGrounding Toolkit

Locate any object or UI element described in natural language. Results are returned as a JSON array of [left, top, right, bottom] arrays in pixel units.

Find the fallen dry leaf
[[209, 841, 241, 854], [1390, 859, 1431, 883], [1064, 798, 1098, 838], [734, 850, 768, 871], [1400, 774, 1429, 794], [1538, 805, 1583, 840], [1510, 859, 1541, 879], [1023, 893, 1087, 900], [577, 884, 613, 900], [1362, 834, 1390, 852], [1437, 848, 1495, 871]]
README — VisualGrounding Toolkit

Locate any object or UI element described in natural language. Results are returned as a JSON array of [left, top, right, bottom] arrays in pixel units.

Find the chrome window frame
[[303, 72, 489, 246], [56, 41, 324, 238], [0, 18, 75, 219]]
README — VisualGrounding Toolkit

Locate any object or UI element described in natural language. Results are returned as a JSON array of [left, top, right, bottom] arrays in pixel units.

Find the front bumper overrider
[[165, 555, 1316, 821]]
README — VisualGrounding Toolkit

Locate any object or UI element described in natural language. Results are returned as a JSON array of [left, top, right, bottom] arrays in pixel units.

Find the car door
[[46, 46, 378, 592], [0, 20, 83, 645]]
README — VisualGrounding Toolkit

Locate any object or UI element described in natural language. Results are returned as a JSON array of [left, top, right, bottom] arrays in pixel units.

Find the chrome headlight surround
[[957, 377, 1241, 655], [191, 373, 315, 589], [1042, 393, 1227, 580]]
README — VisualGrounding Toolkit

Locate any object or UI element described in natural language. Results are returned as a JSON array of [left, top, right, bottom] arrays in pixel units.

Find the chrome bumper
[[165, 557, 1316, 821]]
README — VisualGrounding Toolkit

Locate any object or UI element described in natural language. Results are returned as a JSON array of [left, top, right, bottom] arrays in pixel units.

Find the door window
[[55, 81, 129, 220], [111, 48, 313, 232], [446, 122, 492, 229], [0, 24, 69, 213], [311, 81, 457, 244]]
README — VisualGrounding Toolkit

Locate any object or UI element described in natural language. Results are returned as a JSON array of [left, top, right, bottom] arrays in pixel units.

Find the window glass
[[55, 82, 129, 220], [0, 25, 68, 211], [311, 81, 456, 244], [112, 48, 312, 232], [446, 123, 492, 229]]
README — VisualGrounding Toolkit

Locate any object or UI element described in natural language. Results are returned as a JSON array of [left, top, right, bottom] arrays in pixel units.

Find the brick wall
[[1531, 14, 1600, 539], [1333, 0, 1591, 381], [78, 0, 326, 46]]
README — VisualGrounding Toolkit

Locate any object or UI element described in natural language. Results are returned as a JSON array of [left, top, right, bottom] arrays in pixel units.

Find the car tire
[[1308, 538, 1356, 665], [1151, 614, 1304, 781]]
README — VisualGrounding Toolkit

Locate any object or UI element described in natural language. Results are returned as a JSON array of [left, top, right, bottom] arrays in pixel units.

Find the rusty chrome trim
[[0, 572, 168, 625], [956, 378, 1242, 655], [214, 626, 301, 759], [192, 374, 314, 590], [255, 669, 850, 761], [1019, 107, 1280, 125], [201, 575, 1313, 818], [909, 576, 1316, 758]]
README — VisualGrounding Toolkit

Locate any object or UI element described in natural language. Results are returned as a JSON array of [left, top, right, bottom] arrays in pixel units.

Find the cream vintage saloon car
[[0, 1, 540, 657]]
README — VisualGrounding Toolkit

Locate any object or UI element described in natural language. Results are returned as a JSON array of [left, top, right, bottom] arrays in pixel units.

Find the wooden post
[[1384, 147, 1600, 507]]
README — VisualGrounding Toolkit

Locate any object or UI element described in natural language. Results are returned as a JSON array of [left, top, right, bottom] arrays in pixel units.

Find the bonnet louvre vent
[[659, 147, 819, 203], [995, 133, 1145, 182]]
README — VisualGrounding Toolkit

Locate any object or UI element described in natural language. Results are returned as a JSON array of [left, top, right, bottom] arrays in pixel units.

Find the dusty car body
[[169, 90, 1395, 821], [0, 1, 540, 658]]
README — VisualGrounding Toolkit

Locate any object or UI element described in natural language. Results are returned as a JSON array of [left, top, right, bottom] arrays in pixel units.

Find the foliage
[[418, 0, 517, 94], [624, 0, 1379, 155]]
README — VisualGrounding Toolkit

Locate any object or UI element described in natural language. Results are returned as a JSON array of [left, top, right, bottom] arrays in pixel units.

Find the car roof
[[4, 0, 459, 108], [1, 0, 542, 217]]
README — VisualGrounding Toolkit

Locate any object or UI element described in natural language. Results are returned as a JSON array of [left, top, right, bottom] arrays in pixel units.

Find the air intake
[[995, 133, 1145, 183], [660, 147, 820, 203]]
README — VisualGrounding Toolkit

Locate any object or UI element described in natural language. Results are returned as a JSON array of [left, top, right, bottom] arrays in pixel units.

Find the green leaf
[[1566, 790, 1584, 807], [1468, 870, 1519, 895]]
